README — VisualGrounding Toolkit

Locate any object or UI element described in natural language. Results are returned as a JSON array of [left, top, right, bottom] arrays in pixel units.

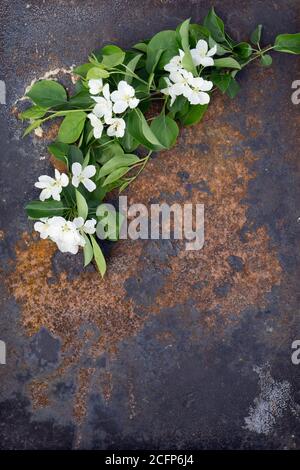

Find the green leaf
[[101, 45, 125, 67], [178, 18, 191, 51], [58, 111, 86, 143], [226, 77, 240, 98], [274, 33, 300, 54], [73, 63, 94, 78], [146, 49, 163, 76], [177, 19, 197, 75], [211, 72, 232, 93], [234, 42, 253, 59], [168, 95, 189, 116], [20, 105, 48, 120], [26, 200, 67, 219], [120, 124, 139, 153], [146, 30, 178, 73], [209, 37, 230, 56], [68, 90, 94, 108], [251, 24, 262, 45], [98, 154, 140, 178], [48, 141, 69, 166], [90, 235, 106, 277], [214, 57, 241, 69], [150, 113, 179, 149], [82, 233, 94, 267], [127, 108, 165, 150], [48, 141, 69, 158], [179, 104, 208, 126], [260, 54, 273, 67], [133, 42, 148, 53], [86, 67, 110, 79], [203, 7, 225, 43], [125, 53, 143, 84], [182, 49, 197, 74], [76, 189, 88, 220], [189, 24, 210, 46], [96, 141, 124, 164], [68, 145, 84, 165], [26, 80, 67, 107], [103, 167, 130, 186]]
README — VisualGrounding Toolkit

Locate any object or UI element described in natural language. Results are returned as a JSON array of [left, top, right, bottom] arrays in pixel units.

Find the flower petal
[[72, 162, 82, 177], [200, 79, 213, 91], [72, 175, 80, 188], [129, 97, 139, 109], [60, 173, 69, 187], [51, 189, 61, 201], [39, 188, 51, 201], [83, 219, 96, 234], [191, 48, 203, 66], [198, 91, 210, 105], [196, 39, 208, 56], [73, 217, 84, 228], [110, 90, 122, 102], [88, 79, 103, 95], [38, 175, 54, 184], [82, 165, 96, 178], [113, 100, 127, 114], [102, 83, 110, 100], [35, 181, 48, 189], [95, 124, 103, 139], [118, 80, 132, 95], [200, 56, 214, 67], [207, 44, 217, 57], [83, 178, 96, 192]]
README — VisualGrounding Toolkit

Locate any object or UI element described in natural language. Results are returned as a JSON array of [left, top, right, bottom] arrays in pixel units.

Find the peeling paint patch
[[244, 364, 300, 435]]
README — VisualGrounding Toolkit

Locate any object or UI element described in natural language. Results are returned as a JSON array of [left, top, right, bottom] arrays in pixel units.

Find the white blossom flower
[[33, 216, 86, 254], [92, 83, 112, 120], [185, 76, 213, 105], [73, 217, 97, 234], [190, 40, 217, 67], [105, 116, 126, 138], [164, 49, 185, 72], [169, 69, 194, 99], [34, 169, 69, 201], [87, 112, 104, 139], [110, 80, 139, 114], [52, 218, 85, 254], [88, 78, 104, 95], [71, 162, 96, 192]]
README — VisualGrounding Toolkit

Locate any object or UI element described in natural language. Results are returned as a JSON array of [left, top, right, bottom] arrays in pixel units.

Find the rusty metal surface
[[0, 0, 300, 450]]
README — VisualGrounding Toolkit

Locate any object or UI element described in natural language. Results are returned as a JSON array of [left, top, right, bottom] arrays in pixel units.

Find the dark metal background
[[0, 0, 300, 450]]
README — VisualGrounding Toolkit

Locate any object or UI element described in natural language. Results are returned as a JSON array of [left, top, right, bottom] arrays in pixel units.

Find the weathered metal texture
[[0, 0, 300, 450]]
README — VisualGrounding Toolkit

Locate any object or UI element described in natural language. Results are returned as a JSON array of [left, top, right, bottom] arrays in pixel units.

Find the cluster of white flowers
[[34, 163, 98, 253], [87, 79, 139, 139], [34, 163, 96, 202], [34, 216, 96, 254], [162, 39, 217, 106]]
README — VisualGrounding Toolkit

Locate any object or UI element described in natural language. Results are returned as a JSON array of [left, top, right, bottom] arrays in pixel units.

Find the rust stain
[[99, 370, 113, 402], [28, 380, 50, 410], [73, 367, 96, 422], [6, 94, 282, 422], [41, 121, 61, 142]]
